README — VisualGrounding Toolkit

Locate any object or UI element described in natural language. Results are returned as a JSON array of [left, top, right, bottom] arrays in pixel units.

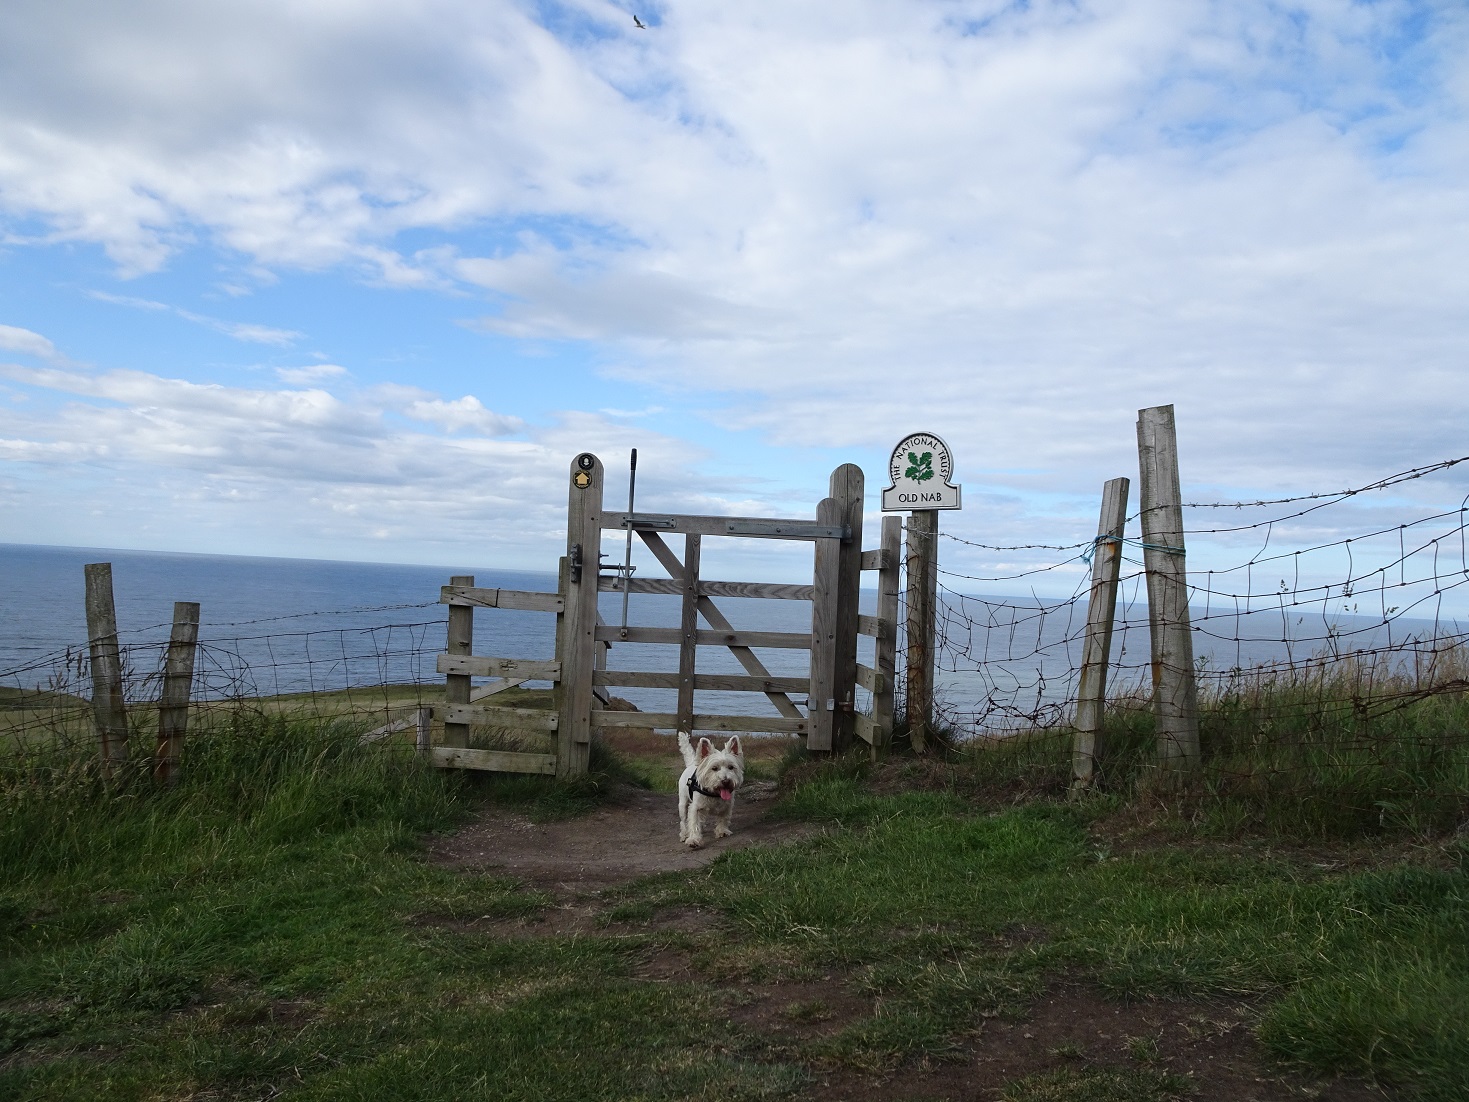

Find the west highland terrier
[[677, 730, 745, 849]]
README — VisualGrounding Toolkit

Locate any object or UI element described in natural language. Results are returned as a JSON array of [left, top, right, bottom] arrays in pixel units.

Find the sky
[[2, 0, 1467, 594]]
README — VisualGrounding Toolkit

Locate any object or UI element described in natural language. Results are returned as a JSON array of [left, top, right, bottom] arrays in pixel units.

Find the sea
[[3, 542, 1460, 729]]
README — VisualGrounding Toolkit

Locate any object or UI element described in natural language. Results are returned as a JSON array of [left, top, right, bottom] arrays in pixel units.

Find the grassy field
[[2, 704, 1467, 1100]]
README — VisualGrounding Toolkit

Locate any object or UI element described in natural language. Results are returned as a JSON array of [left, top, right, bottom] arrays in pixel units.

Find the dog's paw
[[685, 837, 704, 850], [714, 825, 733, 839]]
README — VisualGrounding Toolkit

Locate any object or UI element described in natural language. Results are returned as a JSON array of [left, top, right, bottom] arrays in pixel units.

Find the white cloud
[[1, 0, 1467, 570], [0, 324, 60, 361], [402, 395, 523, 436], [88, 291, 303, 345], [275, 363, 349, 384]]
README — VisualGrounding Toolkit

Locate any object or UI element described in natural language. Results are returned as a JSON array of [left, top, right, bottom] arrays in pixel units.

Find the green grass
[[4, 706, 1468, 1100]]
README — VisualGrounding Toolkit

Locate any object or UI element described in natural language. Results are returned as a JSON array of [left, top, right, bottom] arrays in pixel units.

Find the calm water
[[0, 543, 823, 717], [3, 543, 1456, 729]]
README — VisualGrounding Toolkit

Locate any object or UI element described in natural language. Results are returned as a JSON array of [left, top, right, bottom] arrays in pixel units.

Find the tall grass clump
[[957, 641, 1469, 840], [0, 710, 466, 885]]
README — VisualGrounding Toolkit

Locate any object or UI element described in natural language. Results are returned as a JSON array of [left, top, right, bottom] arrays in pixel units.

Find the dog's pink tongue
[[719, 789, 732, 801]]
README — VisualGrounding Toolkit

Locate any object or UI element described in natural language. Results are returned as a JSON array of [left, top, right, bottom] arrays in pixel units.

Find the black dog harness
[[686, 774, 726, 800]]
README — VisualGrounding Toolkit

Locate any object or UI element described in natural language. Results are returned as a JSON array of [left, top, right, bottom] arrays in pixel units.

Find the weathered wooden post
[[808, 497, 843, 752], [883, 433, 962, 755], [556, 452, 603, 779], [675, 534, 701, 735], [1136, 404, 1201, 777], [1072, 477, 1129, 792], [442, 575, 475, 750], [871, 514, 902, 753], [904, 510, 938, 753], [829, 463, 865, 751], [84, 563, 129, 775], [153, 601, 200, 785]]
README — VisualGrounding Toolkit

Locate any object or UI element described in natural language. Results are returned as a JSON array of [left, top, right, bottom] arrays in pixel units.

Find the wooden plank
[[605, 512, 847, 541], [860, 548, 894, 572], [871, 515, 902, 753], [437, 654, 560, 680], [593, 671, 810, 693], [442, 574, 474, 749], [595, 625, 812, 649], [857, 614, 891, 639], [1074, 476, 1130, 791], [854, 663, 886, 694], [471, 678, 528, 700], [427, 747, 557, 775], [596, 576, 815, 601], [808, 497, 841, 752], [905, 509, 939, 754], [360, 714, 416, 745], [829, 463, 864, 752], [1137, 405, 1200, 775], [83, 563, 129, 774], [676, 534, 701, 731], [559, 452, 604, 775], [592, 710, 808, 735], [415, 706, 432, 753], [440, 585, 563, 613], [637, 531, 808, 721], [440, 703, 559, 731], [854, 713, 879, 746], [153, 600, 199, 784]]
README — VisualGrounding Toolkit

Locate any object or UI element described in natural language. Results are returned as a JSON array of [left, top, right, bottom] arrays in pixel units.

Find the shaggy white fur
[[677, 731, 745, 849]]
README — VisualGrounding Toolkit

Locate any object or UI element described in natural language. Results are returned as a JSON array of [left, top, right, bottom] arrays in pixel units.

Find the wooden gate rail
[[430, 454, 886, 779], [433, 572, 565, 776]]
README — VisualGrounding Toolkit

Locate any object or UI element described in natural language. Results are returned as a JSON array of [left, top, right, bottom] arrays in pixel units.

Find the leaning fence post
[[1136, 404, 1201, 777], [904, 509, 939, 753], [84, 563, 129, 775], [1073, 477, 1129, 792], [153, 601, 200, 785]]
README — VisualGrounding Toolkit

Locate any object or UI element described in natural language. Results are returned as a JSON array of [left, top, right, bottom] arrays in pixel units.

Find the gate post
[[829, 464, 864, 751], [558, 452, 604, 778], [809, 497, 842, 752]]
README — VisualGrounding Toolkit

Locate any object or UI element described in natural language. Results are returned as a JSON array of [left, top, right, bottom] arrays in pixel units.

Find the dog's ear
[[726, 735, 742, 757], [698, 737, 713, 759]]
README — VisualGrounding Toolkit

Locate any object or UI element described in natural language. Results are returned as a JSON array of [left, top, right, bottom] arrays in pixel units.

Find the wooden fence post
[[904, 509, 939, 753], [84, 563, 129, 775], [1136, 404, 1201, 776], [415, 705, 432, 754], [808, 497, 842, 752], [558, 452, 603, 778], [443, 574, 474, 749], [1072, 478, 1129, 792], [829, 463, 865, 751], [872, 514, 902, 754], [153, 601, 200, 785]]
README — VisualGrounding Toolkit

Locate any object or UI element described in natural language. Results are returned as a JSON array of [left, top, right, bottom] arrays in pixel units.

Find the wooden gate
[[428, 454, 900, 777]]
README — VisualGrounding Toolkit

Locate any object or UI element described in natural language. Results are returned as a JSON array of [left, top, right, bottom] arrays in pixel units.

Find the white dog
[[677, 731, 745, 849]]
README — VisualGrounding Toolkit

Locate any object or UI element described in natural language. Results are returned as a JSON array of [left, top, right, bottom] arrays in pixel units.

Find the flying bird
[[633, 14, 646, 28]]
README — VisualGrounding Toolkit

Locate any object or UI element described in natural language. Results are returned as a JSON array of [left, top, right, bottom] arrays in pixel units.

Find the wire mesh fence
[[919, 454, 1469, 828]]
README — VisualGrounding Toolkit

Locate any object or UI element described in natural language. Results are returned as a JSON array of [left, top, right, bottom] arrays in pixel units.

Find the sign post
[[882, 433, 962, 753]]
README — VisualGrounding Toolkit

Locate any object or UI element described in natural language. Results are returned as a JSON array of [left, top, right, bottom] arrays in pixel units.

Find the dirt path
[[426, 780, 801, 896]]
